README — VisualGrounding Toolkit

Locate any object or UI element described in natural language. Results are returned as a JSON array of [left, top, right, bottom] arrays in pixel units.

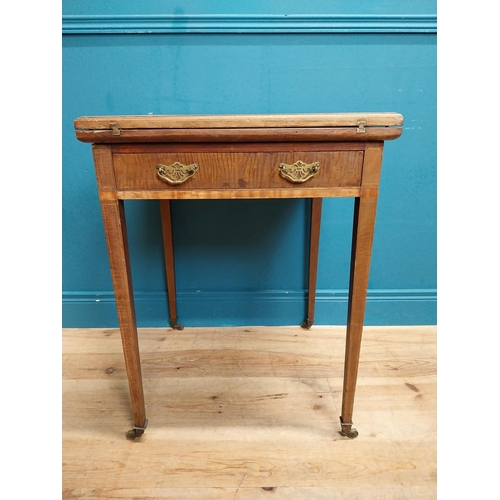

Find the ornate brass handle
[[156, 162, 199, 185], [278, 160, 320, 184]]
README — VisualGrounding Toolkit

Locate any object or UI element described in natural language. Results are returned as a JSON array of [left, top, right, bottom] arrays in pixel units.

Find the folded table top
[[74, 113, 403, 143]]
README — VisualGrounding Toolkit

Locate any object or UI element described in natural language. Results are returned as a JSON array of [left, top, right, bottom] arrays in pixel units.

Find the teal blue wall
[[62, 1, 437, 327]]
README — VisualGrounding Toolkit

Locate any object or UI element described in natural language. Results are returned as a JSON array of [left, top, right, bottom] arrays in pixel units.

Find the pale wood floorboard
[[63, 326, 436, 499]]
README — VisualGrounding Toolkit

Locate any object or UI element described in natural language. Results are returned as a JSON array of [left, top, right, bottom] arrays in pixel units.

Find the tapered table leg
[[340, 195, 379, 438], [301, 198, 322, 329], [100, 199, 147, 439], [160, 200, 183, 330]]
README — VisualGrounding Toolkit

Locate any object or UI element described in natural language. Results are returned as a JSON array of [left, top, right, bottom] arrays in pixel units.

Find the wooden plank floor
[[62, 326, 436, 499]]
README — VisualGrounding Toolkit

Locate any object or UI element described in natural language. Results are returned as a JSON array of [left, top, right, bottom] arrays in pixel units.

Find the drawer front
[[112, 151, 363, 191]]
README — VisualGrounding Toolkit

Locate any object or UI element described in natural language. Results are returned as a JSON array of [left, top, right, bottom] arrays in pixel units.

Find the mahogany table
[[74, 113, 403, 440]]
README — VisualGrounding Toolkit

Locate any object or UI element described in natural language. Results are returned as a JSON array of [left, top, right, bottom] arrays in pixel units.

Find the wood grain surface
[[74, 113, 403, 143], [112, 151, 363, 191], [63, 325, 436, 499], [75, 112, 404, 130]]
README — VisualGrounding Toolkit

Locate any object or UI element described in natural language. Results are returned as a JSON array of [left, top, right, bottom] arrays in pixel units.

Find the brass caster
[[125, 429, 139, 441], [300, 319, 313, 329], [171, 319, 184, 331], [342, 428, 359, 439], [125, 420, 148, 440], [339, 417, 358, 439]]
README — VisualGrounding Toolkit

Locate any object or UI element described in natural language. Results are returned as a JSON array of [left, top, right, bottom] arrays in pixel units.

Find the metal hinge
[[356, 120, 366, 133], [110, 122, 121, 136]]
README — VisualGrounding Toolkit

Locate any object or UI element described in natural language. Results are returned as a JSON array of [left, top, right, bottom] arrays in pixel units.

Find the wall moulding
[[62, 289, 437, 327], [62, 14, 437, 35]]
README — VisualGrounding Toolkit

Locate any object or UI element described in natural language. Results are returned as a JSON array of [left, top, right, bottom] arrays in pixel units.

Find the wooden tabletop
[[74, 113, 403, 143], [75, 112, 403, 130]]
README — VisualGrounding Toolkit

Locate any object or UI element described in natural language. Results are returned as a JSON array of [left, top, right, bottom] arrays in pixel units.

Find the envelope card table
[[74, 113, 403, 439]]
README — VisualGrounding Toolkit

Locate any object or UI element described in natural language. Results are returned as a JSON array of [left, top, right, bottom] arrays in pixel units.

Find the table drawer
[[112, 151, 363, 191]]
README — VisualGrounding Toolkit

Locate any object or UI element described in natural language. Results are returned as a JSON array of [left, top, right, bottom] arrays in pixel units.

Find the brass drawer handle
[[278, 160, 320, 184], [156, 162, 199, 185]]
